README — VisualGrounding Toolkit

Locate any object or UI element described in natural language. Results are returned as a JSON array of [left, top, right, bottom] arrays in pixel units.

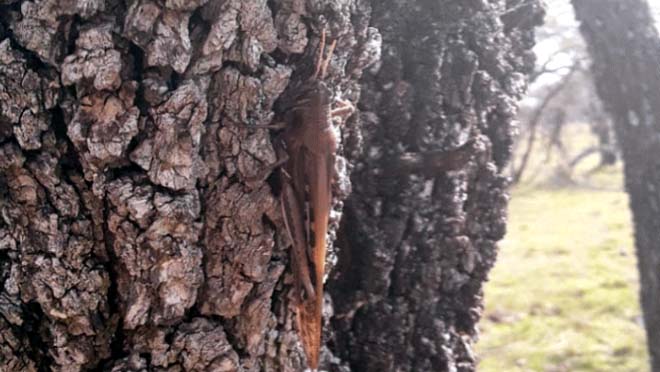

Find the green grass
[[477, 126, 649, 371]]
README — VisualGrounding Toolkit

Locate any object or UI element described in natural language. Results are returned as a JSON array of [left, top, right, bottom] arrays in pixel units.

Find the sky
[[540, 0, 660, 44], [531, 0, 660, 87], [646, 0, 660, 22], [541, 0, 660, 24]]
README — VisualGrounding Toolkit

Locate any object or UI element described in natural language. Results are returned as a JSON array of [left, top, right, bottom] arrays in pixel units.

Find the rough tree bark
[[0, 0, 378, 370], [572, 1, 660, 370], [0, 0, 542, 371], [328, 1, 543, 371]]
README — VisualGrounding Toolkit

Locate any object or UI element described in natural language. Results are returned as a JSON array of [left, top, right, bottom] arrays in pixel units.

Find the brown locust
[[272, 29, 353, 370]]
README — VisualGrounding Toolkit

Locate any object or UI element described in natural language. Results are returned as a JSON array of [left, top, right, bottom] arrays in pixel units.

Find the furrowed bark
[[0, 0, 543, 370], [0, 0, 375, 370], [328, 1, 544, 371], [572, 1, 660, 370]]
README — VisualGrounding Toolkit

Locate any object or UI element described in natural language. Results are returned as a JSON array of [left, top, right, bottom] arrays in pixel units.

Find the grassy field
[[477, 126, 649, 371]]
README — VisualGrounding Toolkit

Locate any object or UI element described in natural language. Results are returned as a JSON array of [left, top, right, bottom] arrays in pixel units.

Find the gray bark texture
[[0, 0, 541, 371], [573, 1, 660, 370], [328, 1, 543, 371]]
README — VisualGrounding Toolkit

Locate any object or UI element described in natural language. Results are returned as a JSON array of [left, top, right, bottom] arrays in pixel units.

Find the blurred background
[[477, 1, 660, 371]]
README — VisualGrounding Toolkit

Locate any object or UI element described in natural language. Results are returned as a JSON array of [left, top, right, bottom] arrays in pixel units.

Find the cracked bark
[[328, 1, 543, 371], [572, 1, 660, 371], [0, 0, 541, 371]]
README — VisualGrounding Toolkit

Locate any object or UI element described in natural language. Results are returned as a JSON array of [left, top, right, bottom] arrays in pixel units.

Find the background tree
[[573, 0, 660, 370], [329, 1, 543, 370], [0, 0, 541, 371], [512, 0, 617, 185]]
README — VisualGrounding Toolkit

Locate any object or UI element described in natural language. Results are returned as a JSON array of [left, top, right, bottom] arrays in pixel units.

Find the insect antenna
[[313, 28, 327, 80], [320, 39, 337, 80]]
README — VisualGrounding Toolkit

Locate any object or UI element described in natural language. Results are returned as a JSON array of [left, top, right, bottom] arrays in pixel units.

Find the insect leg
[[242, 139, 290, 184], [280, 178, 316, 301], [331, 99, 355, 123], [242, 121, 288, 130]]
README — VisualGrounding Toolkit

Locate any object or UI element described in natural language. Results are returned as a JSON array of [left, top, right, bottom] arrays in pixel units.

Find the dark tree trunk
[[587, 100, 618, 167], [0, 0, 541, 371], [328, 1, 543, 371], [573, 0, 660, 370], [592, 117, 617, 166]]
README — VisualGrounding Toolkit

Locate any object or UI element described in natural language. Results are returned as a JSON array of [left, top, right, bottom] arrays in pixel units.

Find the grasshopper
[[265, 30, 353, 369]]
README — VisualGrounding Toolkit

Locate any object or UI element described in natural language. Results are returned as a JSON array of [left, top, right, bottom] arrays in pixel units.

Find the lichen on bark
[[328, 1, 543, 371]]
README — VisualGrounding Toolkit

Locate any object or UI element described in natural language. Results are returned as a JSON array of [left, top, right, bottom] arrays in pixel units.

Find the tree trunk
[[0, 0, 376, 370], [592, 119, 617, 166], [0, 0, 542, 371], [572, 0, 660, 370], [328, 1, 543, 371]]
